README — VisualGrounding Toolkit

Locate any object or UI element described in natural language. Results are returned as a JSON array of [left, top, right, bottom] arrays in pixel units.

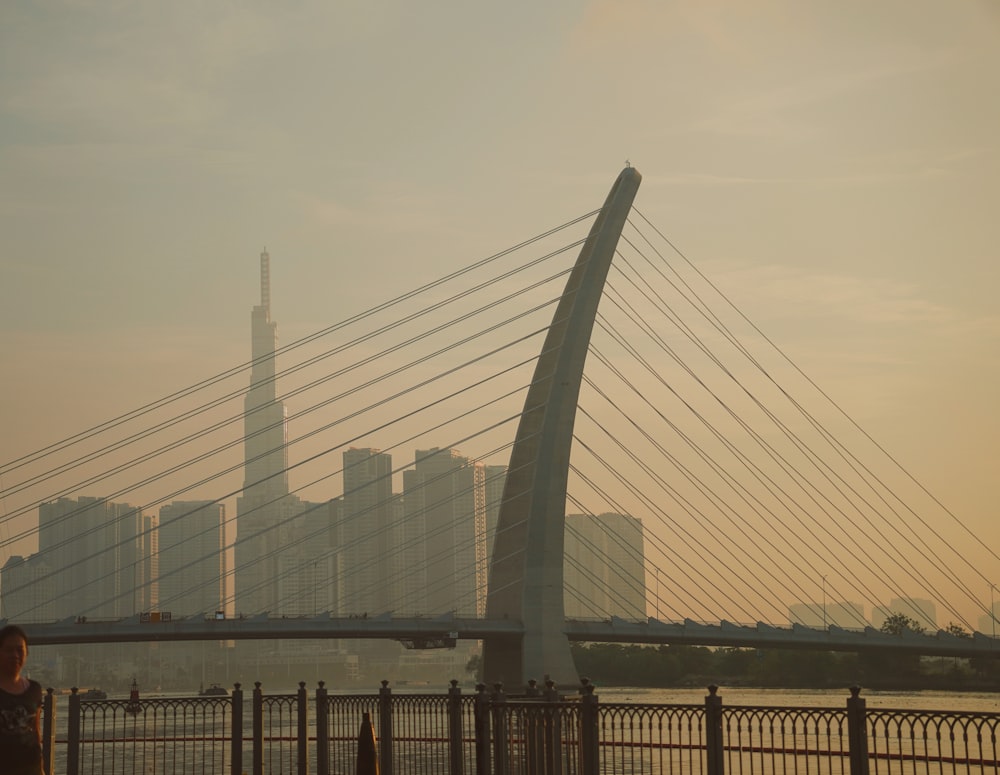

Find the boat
[[199, 682, 229, 696], [80, 688, 107, 700]]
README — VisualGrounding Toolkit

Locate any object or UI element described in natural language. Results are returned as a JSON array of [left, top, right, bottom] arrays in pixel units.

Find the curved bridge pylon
[[483, 166, 642, 689]]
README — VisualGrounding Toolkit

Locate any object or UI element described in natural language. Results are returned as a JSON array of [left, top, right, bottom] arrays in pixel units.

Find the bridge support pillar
[[483, 166, 642, 687]]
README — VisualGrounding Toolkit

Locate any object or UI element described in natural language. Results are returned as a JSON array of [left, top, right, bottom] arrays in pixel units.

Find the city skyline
[[1, 239, 995, 633], [2, 1, 998, 630]]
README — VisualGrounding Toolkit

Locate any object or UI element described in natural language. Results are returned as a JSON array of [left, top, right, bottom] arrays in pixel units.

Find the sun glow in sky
[[1, 1, 998, 627]]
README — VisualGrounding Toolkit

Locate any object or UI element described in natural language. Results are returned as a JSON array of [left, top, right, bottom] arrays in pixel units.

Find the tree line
[[569, 615, 1000, 691]]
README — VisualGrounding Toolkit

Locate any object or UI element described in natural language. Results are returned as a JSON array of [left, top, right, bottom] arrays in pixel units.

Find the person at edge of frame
[[0, 624, 44, 775]]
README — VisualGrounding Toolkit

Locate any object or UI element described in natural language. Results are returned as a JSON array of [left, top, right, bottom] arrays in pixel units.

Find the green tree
[[945, 622, 971, 638], [859, 612, 927, 685], [880, 613, 926, 636], [465, 653, 482, 682]]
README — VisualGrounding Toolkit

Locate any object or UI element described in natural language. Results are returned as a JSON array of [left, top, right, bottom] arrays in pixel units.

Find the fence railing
[[41, 681, 1000, 775]]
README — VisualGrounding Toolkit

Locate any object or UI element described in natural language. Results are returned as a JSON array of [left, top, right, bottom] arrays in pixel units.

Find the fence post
[[316, 681, 329, 775], [474, 683, 491, 775], [524, 679, 542, 775], [579, 678, 599, 775], [448, 679, 465, 775], [490, 683, 509, 775], [231, 683, 244, 775], [66, 687, 80, 775], [705, 685, 724, 775], [543, 679, 562, 775], [847, 686, 870, 775], [297, 681, 310, 775], [41, 687, 55, 775], [379, 679, 394, 775], [253, 682, 264, 775]]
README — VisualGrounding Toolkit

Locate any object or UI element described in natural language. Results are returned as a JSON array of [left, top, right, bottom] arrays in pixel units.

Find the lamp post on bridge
[[822, 575, 827, 631], [991, 582, 997, 641], [656, 567, 660, 619]]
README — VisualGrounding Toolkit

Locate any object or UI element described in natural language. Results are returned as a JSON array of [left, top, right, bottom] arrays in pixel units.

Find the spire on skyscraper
[[260, 249, 271, 316]]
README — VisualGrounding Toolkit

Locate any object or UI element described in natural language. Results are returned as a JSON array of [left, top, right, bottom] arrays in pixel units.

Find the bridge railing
[[43, 681, 1000, 775]]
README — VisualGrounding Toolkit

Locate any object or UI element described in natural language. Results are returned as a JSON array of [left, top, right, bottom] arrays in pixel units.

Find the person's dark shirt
[[0, 679, 43, 774]]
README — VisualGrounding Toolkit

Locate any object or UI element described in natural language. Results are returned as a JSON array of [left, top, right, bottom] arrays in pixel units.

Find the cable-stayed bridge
[[2, 167, 997, 686]]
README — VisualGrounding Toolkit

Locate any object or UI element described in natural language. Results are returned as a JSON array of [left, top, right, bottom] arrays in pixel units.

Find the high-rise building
[[401, 448, 485, 617], [19, 496, 151, 619], [276, 499, 338, 616], [338, 447, 394, 616], [158, 501, 225, 617], [564, 512, 645, 620], [480, 464, 506, 615], [235, 250, 292, 616], [1, 554, 57, 623]]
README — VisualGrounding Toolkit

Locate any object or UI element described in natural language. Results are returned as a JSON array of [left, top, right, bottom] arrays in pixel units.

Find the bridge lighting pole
[[991, 582, 996, 641], [655, 567, 660, 619], [822, 575, 827, 630]]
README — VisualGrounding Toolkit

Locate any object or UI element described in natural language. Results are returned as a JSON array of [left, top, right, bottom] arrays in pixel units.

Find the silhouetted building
[[399, 448, 485, 616], [338, 447, 394, 616], [1, 554, 57, 623], [158, 501, 225, 617], [480, 464, 506, 615], [564, 512, 645, 620], [235, 250, 295, 615], [29, 496, 150, 619], [978, 601, 999, 636], [789, 600, 866, 628]]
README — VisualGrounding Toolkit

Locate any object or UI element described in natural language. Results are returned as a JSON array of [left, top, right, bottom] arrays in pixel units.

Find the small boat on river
[[199, 682, 229, 696]]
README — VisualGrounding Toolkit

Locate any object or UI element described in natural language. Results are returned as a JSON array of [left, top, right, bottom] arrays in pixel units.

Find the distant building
[[34, 495, 150, 619], [283, 498, 339, 616], [235, 249, 293, 617], [480, 465, 506, 616], [1, 554, 58, 623], [789, 601, 866, 628], [872, 597, 937, 630], [564, 512, 645, 620], [400, 448, 485, 617], [158, 501, 225, 617], [977, 601, 999, 637], [338, 447, 394, 616]]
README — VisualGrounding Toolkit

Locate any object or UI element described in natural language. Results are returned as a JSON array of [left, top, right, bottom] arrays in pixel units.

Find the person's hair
[[0, 624, 29, 648]]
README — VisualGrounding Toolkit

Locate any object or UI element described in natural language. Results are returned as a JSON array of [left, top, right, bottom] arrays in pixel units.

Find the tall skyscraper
[[236, 250, 292, 616], [337, 447, 394, 616], [158, 501, 225, 617], [401, 448, 485, 617], [564, 512, 645, 620]]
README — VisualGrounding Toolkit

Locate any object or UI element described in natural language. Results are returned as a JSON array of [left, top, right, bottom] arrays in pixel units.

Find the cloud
[[706, 261, 1000, 333]]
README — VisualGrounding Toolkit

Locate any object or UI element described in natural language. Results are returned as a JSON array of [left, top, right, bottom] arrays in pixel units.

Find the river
[[596, 685, 1000, 712]]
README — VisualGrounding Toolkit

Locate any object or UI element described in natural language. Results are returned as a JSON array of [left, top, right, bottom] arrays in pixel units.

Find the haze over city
[[2, 1, 999, 633]]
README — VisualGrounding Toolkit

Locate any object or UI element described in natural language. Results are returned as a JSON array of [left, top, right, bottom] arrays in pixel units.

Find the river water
[[595, 686, 1000, 713]]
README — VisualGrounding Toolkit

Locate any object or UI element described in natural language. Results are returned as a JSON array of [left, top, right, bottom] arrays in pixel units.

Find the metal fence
[[42, 681, 1000, 775]]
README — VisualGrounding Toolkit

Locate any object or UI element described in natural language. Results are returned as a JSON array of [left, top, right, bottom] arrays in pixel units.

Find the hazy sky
[[2, 1, 998, 621]]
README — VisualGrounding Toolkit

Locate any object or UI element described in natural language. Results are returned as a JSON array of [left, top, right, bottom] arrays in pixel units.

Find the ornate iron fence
[[866, 707, 1000, 775], [43, 681, 1000, 775]]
